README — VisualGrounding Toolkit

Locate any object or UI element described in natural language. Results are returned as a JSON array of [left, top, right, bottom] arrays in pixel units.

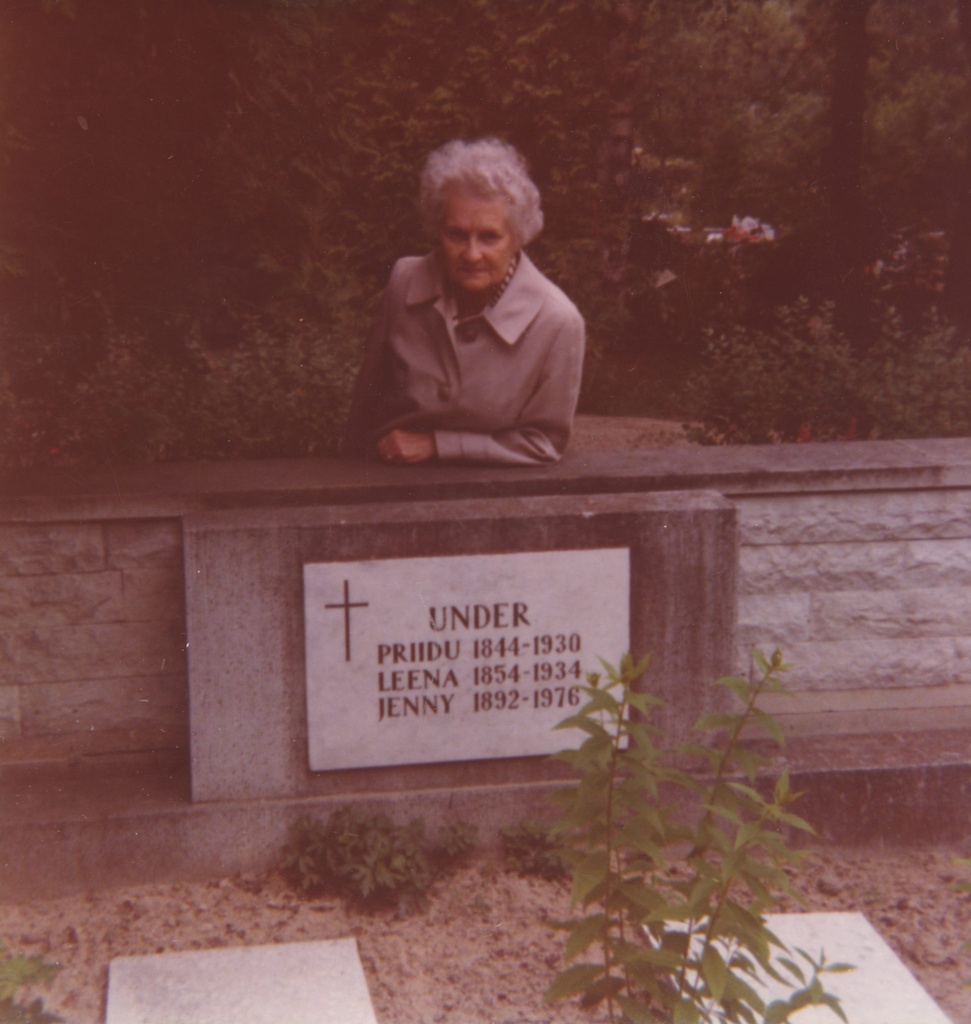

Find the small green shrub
[[0, 943, 62, 1024], [435, 821, 479, 865], [860, 311, 971, 439], [500, 820, 569, 881], [544, 652, 851, 1024], [280, 807, 477, 918], [951, 857, 971, 893], [687, 300, 971, 444], [687, 300, 857, 444]]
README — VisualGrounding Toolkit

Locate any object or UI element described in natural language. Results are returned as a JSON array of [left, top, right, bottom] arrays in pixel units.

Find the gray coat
[[343, 251, 585, 465]]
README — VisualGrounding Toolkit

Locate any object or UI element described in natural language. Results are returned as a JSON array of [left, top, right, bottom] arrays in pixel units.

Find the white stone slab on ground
[[105, 937, 377, 1024], [760, 912, 953, 1024]]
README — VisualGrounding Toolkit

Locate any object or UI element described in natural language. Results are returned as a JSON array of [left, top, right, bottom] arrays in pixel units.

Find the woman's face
[[440, 192, 518, 304]]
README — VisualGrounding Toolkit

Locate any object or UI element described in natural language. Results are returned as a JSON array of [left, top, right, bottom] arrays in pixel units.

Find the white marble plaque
[[304, 548, 630, 770]]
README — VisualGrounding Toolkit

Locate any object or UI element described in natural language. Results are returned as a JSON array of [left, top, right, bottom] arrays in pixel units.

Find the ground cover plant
[[500, 820, 570, 881], [280, 807, 477, 919], [3, 843, 970, 1024], [0, 943, 61, 1024], [545, 652, 850, 1024]]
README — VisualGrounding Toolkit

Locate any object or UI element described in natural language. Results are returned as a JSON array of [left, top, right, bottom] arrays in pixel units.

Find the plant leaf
[[570, 850, 610, 907], [616, 994, 659, 1024], [702, 944, 729, 1003], [564, 914, 608, 961], [673, 998, 702, 1024], [543, 963, 604, 1004]]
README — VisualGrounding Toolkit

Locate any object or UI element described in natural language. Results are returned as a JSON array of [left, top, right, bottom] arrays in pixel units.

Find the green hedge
[[687, 301, 971, 444], [1, 321, 360, 467]]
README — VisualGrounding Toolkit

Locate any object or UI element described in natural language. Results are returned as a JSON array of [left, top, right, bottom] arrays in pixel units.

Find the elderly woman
[[342, 137, 585, 465]]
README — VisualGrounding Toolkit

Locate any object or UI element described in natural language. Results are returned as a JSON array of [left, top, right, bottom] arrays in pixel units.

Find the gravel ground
[[3, 843, 970, 1024]]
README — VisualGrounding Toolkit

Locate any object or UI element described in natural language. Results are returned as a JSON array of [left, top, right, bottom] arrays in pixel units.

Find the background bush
[[1, 322, 360, 466], [2, 0, 970, 467], [688, 302, 971, 444]]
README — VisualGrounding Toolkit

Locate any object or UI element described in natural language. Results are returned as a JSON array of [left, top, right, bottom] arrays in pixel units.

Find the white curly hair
[[419, 137, 544, 248]]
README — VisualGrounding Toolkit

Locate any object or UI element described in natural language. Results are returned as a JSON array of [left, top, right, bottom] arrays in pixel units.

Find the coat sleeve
[[433, 307, 585, 466]]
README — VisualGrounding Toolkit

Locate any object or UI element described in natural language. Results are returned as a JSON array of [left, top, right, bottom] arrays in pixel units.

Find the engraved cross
[[325, 579, 369, 662]]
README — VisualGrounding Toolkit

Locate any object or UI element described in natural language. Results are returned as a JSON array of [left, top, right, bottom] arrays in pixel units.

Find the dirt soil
[[569, 415, 695, 452], [4, 844, 971, 1024]]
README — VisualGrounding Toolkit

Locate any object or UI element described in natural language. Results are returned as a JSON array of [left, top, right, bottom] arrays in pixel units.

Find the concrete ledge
[[5, 437, 971, 522], [2, 733, 970, 901]]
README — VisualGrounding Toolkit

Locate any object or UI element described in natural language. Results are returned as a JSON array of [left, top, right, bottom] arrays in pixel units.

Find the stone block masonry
[[0, 520, 188, 763], [3, 437, 971, 768], [736, 487, 971, 736]]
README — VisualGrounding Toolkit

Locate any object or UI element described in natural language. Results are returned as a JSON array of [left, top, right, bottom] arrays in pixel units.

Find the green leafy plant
[[280, 807, 477, 918], [545, 652, 851, 1024], [435, 821, 479, 865], [952, 857, 971, 893], [0, 943, 62, 1024], [500, 820, 569, 881], [687, 300, 971, 445]]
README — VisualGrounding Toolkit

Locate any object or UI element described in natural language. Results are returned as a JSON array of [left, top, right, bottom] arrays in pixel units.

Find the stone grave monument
[[184, 490, 737, 811]]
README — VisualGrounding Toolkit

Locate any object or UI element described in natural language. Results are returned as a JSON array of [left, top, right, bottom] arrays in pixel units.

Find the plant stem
[[602, 681, 631, 1024], [675, 660, 774, 1008]]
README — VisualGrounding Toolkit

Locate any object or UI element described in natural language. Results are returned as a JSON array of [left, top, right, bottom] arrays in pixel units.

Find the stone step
[[759, 912, 953, 1024], [2, 731, 970, 902], [105, 938, 377, 1024]]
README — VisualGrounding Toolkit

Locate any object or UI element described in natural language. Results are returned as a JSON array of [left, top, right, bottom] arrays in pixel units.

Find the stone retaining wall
[[736, 488, 971, 736], [0, 520, 188, 762], [3, 439, 970, 765]]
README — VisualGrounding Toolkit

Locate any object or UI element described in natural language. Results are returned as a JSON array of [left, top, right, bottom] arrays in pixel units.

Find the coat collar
[[405, 250, 545, 347]]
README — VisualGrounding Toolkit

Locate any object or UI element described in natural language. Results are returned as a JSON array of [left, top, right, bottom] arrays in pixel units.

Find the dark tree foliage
[[1, 0, 969, 465], [2, 0, 623, 361], [1, 3, 245, 362], [827, 0, 877, 335], [945, 0, 971, 327]]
